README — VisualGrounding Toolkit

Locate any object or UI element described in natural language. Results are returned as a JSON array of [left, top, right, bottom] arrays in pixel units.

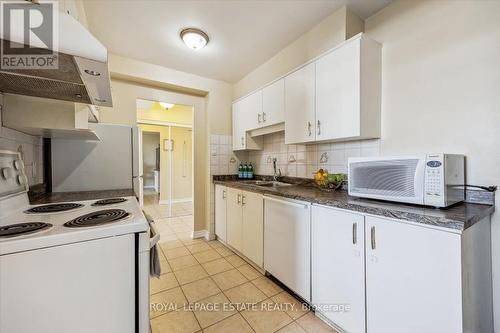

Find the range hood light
[[180, 28, 209, 50], [84, 69, 101, 76]]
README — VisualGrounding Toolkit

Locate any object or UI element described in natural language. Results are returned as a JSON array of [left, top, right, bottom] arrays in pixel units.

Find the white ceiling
[[83, 0, 391, 83]]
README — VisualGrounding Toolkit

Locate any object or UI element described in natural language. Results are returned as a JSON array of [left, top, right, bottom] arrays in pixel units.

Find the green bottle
[[243, 163, 249, 179], [238, 163, 243, 179], [248, 163, 254, 179]]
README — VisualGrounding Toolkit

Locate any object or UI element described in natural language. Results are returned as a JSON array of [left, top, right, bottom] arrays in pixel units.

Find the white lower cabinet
[[225, 188, 263, 267], [312, 205, 366, 333], [365, 216, 463, 333], [214, 185, 227, 242], [264, 196, 311, 302]]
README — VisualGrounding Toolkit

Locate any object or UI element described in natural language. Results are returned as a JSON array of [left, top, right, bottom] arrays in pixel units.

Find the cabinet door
[[215, 185, 227, 242], [312, 206, 365, 333], [284, 63, 316, 144], [262, 79, 284, 127], [240, 90, 263, 132], [264, 196, 311, 301], [365, 216, 462, 333], [316, 38, 360, 141], [241, 191, 264, 267], [232, 101, 244, 151], [226, 188, 243, 252]]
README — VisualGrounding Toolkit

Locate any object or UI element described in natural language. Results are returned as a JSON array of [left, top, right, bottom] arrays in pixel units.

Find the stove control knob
[[13, 159, 24, 171], [16, 175, 26, 185], [1, 167, 15, 180]]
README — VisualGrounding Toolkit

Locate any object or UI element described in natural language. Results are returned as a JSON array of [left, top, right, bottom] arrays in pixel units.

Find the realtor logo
[[0, 0, 59, 69]]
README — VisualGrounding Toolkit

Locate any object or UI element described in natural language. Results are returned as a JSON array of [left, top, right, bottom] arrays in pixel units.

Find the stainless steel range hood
[[0, 4, 112, 107]]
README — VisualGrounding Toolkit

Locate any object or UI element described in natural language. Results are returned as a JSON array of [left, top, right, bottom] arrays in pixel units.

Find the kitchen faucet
[[272, 157, 281, 181]]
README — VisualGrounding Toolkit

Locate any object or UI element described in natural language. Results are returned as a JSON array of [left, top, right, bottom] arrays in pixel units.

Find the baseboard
[[143, 186, 155, 189], [191, 230, 210, 240], [159, 198, 193, 205]]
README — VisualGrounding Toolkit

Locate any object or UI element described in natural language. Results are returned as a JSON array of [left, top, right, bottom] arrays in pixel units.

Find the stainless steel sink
[[252, 180, 293, 187]]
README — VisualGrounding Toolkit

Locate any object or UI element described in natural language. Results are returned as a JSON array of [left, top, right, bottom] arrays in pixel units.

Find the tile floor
[[144, 189, 193, 218], [147, 202, 339, 333]]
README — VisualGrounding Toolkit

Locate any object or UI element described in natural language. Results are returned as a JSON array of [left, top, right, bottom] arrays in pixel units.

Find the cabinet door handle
[[241, 137, 244, 146], [307, 122, 312, 136], [352, 222, 357, 245], [262, 112, 266, 122], [241, 195, 246, 205], [222, 190, 226, 199], [258, 113, 262, 123], [317, 120, 321, 135], [371, 226, 376, 250], [237, 194, 241, 204]]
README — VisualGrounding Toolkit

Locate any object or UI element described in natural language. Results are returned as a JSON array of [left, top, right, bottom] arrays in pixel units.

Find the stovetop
[[0, 196, 148, 255]]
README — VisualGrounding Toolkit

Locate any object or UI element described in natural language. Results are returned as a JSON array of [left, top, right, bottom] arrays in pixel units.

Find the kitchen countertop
[[213, 176, 495, 232], [29, 188, 136, 205]]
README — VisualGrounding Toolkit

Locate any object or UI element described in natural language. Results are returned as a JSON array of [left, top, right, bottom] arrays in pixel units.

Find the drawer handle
[[317, 120, 321, 135], [307, 121, 312, 136], [263, 112, 266, 122], [264, 196, 308, 209], [371, 226, 376, 250], [352, 222, 357, 245], [258, 113, 262, 123], [237, 194, 241, 204], [242, 195, 246, 205], [222, 190, 226, 199]]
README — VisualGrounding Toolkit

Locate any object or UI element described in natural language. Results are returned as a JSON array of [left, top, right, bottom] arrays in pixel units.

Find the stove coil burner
[[25, 203, 84, 214], [64, 209, 131, 228], [91, 198, 127, 206], [0, 222, 52, 238]]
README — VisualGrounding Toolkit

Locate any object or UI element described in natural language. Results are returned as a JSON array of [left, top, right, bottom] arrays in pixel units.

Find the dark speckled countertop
[[213, 176, 494, 232], [29, 188, 136, 205]]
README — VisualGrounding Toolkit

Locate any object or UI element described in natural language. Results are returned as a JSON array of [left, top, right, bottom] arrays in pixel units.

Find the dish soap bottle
[[238, 163, 243, 179], [248, 163, 254, 179]]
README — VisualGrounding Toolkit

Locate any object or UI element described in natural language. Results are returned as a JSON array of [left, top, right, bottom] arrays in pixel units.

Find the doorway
[[136, 99, 194, 219]]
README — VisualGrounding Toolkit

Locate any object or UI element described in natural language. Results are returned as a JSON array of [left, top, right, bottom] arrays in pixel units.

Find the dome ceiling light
[[180, 28, 209, 50]]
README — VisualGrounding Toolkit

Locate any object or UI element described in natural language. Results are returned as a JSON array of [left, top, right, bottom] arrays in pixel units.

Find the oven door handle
[[149, 221, 160, 249]]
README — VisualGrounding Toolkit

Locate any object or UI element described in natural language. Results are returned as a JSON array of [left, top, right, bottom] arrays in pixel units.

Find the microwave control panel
[[424, 154, 444, 206]]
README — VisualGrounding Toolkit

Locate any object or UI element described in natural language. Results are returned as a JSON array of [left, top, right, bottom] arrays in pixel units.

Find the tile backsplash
[[248, 131, 380, 178], [0, 97, 44, 186]]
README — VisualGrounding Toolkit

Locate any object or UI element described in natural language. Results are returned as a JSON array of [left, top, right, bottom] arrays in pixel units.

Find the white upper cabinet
[[284, 62, 316, 144], [262, 79, 285, 127], [242, 90, 263, 131], [315, 35, 381, 142], [232, 96, 263, 151]]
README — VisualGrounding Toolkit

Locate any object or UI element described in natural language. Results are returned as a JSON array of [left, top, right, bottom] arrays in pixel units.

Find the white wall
[[364, 0, 500, 329]]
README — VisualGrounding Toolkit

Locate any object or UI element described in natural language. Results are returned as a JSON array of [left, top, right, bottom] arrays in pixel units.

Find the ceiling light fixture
[[180, 28, 209, 50], [159, 102, 174, 109]]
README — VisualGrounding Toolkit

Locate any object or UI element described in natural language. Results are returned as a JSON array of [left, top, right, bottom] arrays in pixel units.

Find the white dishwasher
[[264, 195, 311, 302]]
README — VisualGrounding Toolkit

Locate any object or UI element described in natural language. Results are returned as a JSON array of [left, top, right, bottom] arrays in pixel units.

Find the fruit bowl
[[314, 169, 345, 192]]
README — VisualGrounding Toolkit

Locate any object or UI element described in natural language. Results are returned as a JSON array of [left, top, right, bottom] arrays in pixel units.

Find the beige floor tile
[[211, 268, 248, 291], [150, 272, 179, 295], [296, 313, 335, 333], [241, 299, 293, 333], [277, 322, 307, 333], [176, 231, 195, 241], [271, 292, 309, 320], [191, 293, 236, 328], [237, 264, 263, 280], [186, 242, 212, 254], [159, 239, 185, 251], [226, 254, 247, 267], [181, 277, 221, 303], [180, 237, 205, 245], [224, 282, 267, 305], [203, 313, 253, 333], [159, 259, 172, 274], [201, 258, 234, 275], [193, 249, 222, 263], [163, 246, 191, 260], [150, 310, 201, 333], [150, 287, 187, 318], [252, 276, 283, 297], [215, 246, 234, 257], [174, 264, 209, 285], [168, 255, 199, 271], [207, 240, 225, 249]]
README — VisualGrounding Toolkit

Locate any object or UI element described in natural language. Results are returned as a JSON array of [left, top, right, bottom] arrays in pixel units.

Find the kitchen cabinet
[[264, 196, 311, 301], [312, 205, 365, 333], [232, 95, 263, 151], [214, 185, 227, 242], [225, 188, 263, 267], [261, 79, 285, 127], [284, 62, 316, 144], [365, 216, 463, 333], [315, 35, 381, 142]]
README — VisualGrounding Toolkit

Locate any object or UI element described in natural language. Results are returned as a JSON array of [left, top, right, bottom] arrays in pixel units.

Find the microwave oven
[[348, 154, 465, 207]]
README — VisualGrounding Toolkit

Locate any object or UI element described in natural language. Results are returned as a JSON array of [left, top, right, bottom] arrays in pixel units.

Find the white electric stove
[[0, 150, 153, 333]]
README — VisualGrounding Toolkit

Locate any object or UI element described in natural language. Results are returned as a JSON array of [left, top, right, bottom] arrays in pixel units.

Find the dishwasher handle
[[264, 196, 309, 209]]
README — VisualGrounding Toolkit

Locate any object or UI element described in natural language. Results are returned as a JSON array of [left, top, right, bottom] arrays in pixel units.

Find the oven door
[[348, 156, 426, 205]]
